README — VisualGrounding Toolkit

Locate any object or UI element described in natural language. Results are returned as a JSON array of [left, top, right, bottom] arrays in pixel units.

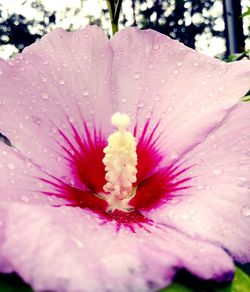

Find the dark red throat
[[39, 118, 192, 231]]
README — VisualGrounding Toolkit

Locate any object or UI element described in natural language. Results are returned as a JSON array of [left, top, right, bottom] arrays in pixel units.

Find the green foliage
[[160, 267, 250, 292], [226, 50, 250, 62], [242, 95, 250, 102], [241, 8, 250, 18]]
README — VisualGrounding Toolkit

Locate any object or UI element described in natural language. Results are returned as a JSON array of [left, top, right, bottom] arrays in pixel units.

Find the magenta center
[[41, 119, 191, 231]]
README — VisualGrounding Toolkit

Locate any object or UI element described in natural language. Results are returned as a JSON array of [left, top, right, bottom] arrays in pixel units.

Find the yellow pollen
[[103, 113, 137, 212]]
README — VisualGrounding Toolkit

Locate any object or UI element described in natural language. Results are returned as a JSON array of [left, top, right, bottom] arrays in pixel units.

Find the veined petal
[[0, 26, 113, 175], [148, 102, 250, 263], [0, 202, 234, 292], [110, 28, 250, 162], [0, 142, 66, 206]]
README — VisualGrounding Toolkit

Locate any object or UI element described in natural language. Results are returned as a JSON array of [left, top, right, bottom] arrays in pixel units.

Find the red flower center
[[41, 118, 191, 231]]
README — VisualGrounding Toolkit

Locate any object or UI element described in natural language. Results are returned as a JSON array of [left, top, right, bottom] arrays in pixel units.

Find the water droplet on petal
[[176, 61, 183, 67], [193, 62, 198, 67], [134, 72, 140, 80], [241, 206, 250, 217], [138, 101, 145, 108], [82, 89, 89, 96], [8, 163, 15, 170], [173, 70, 179, 75], [170, 152, 179, 159], [59, 79, 65, 85], [213, 168, 222, 175], [41, 92, 49, 100], [20, 196, 29, 203], [153, 43, 159, 50]]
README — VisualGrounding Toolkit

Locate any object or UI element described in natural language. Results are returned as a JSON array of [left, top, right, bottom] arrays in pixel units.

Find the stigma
[[102, 113, 137, 213]]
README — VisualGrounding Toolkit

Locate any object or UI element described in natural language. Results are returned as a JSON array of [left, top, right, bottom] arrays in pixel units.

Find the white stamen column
[[103, 113, 137, 212]]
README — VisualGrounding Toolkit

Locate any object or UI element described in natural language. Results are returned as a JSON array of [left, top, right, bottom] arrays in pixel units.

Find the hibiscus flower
[[0, 26, 249, 292]]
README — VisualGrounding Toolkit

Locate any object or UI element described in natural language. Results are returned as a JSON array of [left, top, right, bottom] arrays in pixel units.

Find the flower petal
[[148, 102, 250, 263], [0, 142, 66, 205], [110, 28, 250, 161], [0, 26, 113, 175], [0, 203, 234, 291]]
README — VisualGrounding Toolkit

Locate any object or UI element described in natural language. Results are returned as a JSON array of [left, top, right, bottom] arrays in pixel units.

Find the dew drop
[[170, 152, 179, 159], [134, 72, 140, 80], [193, 62, 198, 67], [41, 77, 47, 82], [138, 101, 145, 108], [176, 61, 183, 67], [50, 126, 57, 134], [197, 185, 205, 190], [59, 79, 65, 85], [241, 206, 250, 217], [8, 163, 15, 170], [154, 96, 160, 102], [20, 196, 29, 203], [0, 70, 3, 75], [148, 64, 154, 69], [173, 69, 179, 75], [31, 116, 41, 126], [82, 89, 89, 96], [153, 43, 159, 50], [213, 168, 222, 175], [71, 236, 83, 248], [121, 97, 127, 103], [160, 79, 166, 84], [41, 92, 49, 100]]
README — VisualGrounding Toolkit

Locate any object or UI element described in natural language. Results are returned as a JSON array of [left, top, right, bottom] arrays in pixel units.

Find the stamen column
[[103, 113, 137, 212]]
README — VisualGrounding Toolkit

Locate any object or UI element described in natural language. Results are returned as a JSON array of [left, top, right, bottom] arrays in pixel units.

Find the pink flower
[[0, 26, 249, 291]]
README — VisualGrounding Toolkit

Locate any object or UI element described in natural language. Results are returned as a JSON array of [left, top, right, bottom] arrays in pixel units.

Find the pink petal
[[0, 26, 113, 175], [148, 102, 250, 262], [110, 28, 250, 162], [0, 142, 66, 205], [0, 203, 234, 291]]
